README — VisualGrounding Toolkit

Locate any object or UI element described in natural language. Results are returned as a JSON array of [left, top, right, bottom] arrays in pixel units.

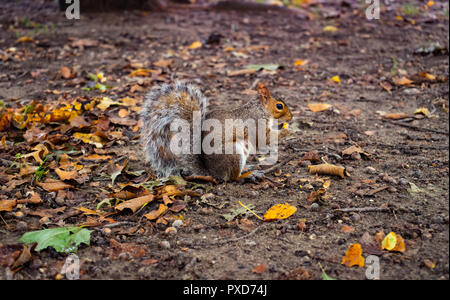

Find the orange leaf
[[341, 225, 355, 233], [383, 113, 410, 120], [115, 194, 154, 213], [263, 203, 297, 221], [393, 77, 413, 86], [252, 264, 267, 274], [36, 179, 73, 192], [341, 243, 365, 268], [55, 168, 78, 181], [60, 66, 72, 79], [308, 103, 332, 112], [144, 204, 168, 220], [0, 200, 17, 212]]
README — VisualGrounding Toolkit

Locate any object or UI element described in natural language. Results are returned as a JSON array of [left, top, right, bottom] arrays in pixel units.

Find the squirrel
[[140, 81, 292, 181]]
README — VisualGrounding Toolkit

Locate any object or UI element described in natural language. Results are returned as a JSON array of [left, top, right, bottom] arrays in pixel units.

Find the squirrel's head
[[257, 82, 292, 125]]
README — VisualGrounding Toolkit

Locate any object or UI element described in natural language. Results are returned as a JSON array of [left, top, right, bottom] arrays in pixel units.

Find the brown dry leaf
[[393, 77, 413, 86], [341, 225, 355, 233], [36, 178, 73, 192], [83, 154, 113, 161], [55, 168, 78, 181], [153, 59, 173, 68], [73, 132, 106, 148], [383, 113, 410, 120], [60, 66, 72, 79], [23, 127, 48, 143], [308, 163, 348, 178], [308, 103, 332, 112], [227, 68, 257, 77], [169, 200, 187, 213], [115, 194, 154, 213], [341, 243, 365, 267], [299, 151, 320, 163], [70, 116, 90, 128], [380, 81, 393, 94], [0, 200, 17, 212], [417, 72, 436, 81], [307, 188, 326, 203], [144, 204, 168, 220], [263, 203, 297, 221], [118, 108, 129, 118], [252, 264, 267, 274]]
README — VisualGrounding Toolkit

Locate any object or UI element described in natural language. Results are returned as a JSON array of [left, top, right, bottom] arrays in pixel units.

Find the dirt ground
[[0, 0, 449, 280]]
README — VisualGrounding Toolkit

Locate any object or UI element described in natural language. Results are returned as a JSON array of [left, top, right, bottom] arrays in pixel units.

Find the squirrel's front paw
[[241, 170, 265, 183]]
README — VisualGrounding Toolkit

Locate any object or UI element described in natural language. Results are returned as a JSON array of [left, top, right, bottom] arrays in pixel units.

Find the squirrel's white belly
[[235, 140, 250, 173]]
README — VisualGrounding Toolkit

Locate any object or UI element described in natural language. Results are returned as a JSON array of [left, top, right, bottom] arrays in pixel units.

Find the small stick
[[382, 119, 449, 136], [333, 207, 390, 213], [262, 157, 292, 174]]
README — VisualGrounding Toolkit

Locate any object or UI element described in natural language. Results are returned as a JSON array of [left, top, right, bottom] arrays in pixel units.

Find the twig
[[381, 119, 449, 136], [262, 157, 292, 174], [0, 50, 18, 62], [333, 207, 391, 213]]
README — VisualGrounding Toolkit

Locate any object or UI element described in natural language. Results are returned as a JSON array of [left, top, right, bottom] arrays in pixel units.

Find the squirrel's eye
[[276, 103, 284, 110]]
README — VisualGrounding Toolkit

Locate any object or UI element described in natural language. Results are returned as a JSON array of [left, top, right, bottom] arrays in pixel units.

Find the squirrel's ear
[[257, 82, 270, 106]]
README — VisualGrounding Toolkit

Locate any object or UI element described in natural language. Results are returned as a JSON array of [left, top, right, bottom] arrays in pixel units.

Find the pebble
[[383, 174, 398, 185], [16, 221, 28, 231], [310, 203, 320, 211], [308, 234, 316, 240], [364, 166, 377, 175], [399, 178, 409, 185], [160, 240, 171, 249], [165, 227, 177, 235], [431, 215, 446, 224], [350, 213, 361, 222], [172, 220, 183, 228]]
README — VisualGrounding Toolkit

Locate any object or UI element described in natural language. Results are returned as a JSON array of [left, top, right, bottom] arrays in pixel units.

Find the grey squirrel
[[140, 81, 292, 181]]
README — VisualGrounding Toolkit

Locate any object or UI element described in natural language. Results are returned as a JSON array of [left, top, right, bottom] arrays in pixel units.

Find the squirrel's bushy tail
[[141, 81, 208, 177]]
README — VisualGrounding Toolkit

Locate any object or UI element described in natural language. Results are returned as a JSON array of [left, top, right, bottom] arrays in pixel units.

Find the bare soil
[[0, 0, 448, 280]]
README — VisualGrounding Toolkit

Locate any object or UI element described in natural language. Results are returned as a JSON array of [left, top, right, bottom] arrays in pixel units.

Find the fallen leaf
[[36, 179, 73, 192], [308, 103, 332, 112], [252, 264, 267, 274], [414, 107, 431, 117], [323, 25, 338, 32], [144, 204, 168, 220], [329, 75, 340, 84], [115, 194, 154, 213], [341, 243, 365, 267], [264, 203, 297, 221], [383, 113, 410, 120], [294, 59, 308, 66], [55, 168, 78, 181], [187, 41, 202, 49], [60, 67, 72, 79], [153, 59, 172, 68], [73, 132, 106, 148], [341, 225, 355, 233], [308, 163, 348, 178], [381, 232, 405, 252], [16, 36, 34, 43], [0, 200, 17, 212], [393, 77, 413, 86]]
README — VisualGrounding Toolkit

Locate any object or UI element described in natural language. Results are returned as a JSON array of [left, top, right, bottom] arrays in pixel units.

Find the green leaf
[[19, 227, 91, 253], [318, 262, 336, 280], [245, 64, 280, 71]]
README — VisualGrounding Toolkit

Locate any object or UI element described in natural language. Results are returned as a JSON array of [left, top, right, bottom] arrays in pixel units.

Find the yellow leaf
[[396, 15, 403, 21], [144, 204, 168, 220], [323, 25, 338, 32], [188, 41, 202, 50], [73, 132, 105, 148], [427, 1, 434, 7], [330, 75, 340, 84], [393, 77, 413, 86], [16, 36, 34, 43], [382, 232, 406, 252], [308, 103, 332, 112], [341, 243, 365, 267], [414, 107, 431, 117], [263, 203, 297, 221], [97, 97, 121, 111], [294, 59, 308, 66]]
